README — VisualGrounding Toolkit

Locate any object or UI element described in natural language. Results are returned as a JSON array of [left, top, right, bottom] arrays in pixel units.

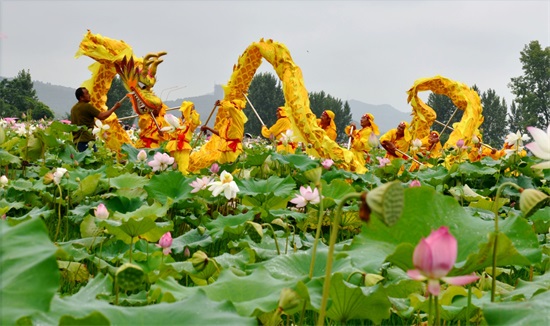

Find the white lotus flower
[[411, 138, 423, 151], [208, 170, 240, 200], [526, 124, 550, 169], [279, 129, 295, 146], [160, 114, 182, 133], [53, 167, 67, 185], [505, 130, 530, 146], [92, 119, 110, 138]]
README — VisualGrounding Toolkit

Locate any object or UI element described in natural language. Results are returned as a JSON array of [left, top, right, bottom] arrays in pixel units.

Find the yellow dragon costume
[[188, 38, 363, 173], [406, 76, 484, 167], [75, 30, 169, 150]]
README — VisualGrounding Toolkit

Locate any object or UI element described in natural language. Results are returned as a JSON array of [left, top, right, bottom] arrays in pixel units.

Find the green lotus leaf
[[1, 218, 60, 325]]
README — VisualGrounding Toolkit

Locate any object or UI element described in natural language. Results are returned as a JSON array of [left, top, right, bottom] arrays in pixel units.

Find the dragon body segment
[[407, 76, 484, 166], [189, 39, 363, 173]]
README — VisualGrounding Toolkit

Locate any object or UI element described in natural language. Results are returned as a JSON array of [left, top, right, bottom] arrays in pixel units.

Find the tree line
[[1, 40, 548, 147]]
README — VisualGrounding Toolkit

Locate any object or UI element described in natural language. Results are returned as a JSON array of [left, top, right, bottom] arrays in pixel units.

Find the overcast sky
[[1, 0, 548, 112]]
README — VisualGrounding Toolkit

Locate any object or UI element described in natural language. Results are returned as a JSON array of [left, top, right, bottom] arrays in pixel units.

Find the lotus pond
[[1, 120, 550, 325]]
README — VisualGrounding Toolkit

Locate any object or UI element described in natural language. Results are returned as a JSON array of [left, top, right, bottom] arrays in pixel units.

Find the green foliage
[[1, 115, 550, 325], [0, 218, 60, 324], [244, 72, 285, 136], [106, 76, 134, 125], [0, 70, 54, 119], [509, 40, 550, 129], [479, 88, 509, 147]]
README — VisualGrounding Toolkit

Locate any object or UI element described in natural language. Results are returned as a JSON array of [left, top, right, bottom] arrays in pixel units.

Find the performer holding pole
[[261, 106, 297, 153]]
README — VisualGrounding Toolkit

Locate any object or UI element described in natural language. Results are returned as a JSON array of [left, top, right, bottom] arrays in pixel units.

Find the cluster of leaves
[[0, 70, 54, 120], [1, 120, 550, 325]]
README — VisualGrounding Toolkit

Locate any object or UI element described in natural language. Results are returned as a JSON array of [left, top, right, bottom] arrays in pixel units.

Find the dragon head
[[115, 52, 167, 116]]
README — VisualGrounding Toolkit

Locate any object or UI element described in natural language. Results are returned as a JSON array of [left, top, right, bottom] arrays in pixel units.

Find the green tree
[[309, 91, 353, 142], [426, 93, 463, 144], [479, 88, 508, 147], [106, 76, 134, 126], [244, 72, 285, 136], [0, 70, 54, 119], [508, 40, 550, 129], [508, 101, 524, 133]]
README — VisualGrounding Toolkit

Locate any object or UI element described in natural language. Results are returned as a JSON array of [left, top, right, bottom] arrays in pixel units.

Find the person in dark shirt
[[70, 87, 121, 152]]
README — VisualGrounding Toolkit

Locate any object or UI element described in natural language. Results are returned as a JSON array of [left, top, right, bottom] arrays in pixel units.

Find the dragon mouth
[[129, 87, 161, 115]]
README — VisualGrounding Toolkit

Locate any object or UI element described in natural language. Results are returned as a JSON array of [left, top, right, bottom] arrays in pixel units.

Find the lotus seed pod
[[189, 250, 209, 271], [365, 181, 404, 226], [519, 188, 549, 217]]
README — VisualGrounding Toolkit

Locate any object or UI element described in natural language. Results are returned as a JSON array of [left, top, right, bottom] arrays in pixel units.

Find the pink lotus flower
[[190, 176, 211, 193], [59, 119, 72, 124], [157, 232, 173, 255], [377, 157, 391, 168], [409, 180, 421, 188], [148, 152, 175, 172], [290, 186, 321, 208], [321, 159, 334, 170], [407, 226, 478, 295], [210, 163, 220, 174], [94, 203, 109, 219], [525, 124, 550, 170]]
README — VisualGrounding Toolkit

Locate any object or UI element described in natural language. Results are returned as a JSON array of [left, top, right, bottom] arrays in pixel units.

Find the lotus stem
[[434, 295, 440, 326], [317, 192, 362, 326], [262, 223, 281, 255], [308, 183, 324, 278], [491, 181, 522, 302], [53, 184, 63, 242]]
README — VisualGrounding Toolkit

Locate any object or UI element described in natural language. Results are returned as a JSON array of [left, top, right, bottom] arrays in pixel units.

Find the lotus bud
[[210, 163, 220, 174], [472, 134, 480, 144], [94, 203, 109, 219], [189, 250, 209, 271], [277, 288, 302, 314], [368, 132, 380, 148], [183, 247, 191, 258], [519, 188, 549, 217], [364, 273, 385, 286], [0, 175, 8, 188], [137, 150, 147, 162], [43, 172, 55, 185], [115, 263, 145, 291], [456, 139, 465, 149], [365, 181, 404, 226]]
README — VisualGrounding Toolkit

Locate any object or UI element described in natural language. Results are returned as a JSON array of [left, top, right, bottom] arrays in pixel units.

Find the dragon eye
[[138, 82, 146, 89]]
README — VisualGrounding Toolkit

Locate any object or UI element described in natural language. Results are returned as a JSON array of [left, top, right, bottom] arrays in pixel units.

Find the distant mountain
[[31, 80, 411, 134], [33, 81, 76, 118]]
